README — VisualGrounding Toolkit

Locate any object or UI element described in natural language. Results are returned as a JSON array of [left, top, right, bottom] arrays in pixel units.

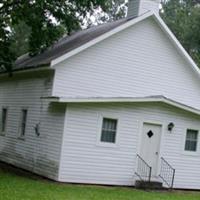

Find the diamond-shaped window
[[147, 130, 154, 138]]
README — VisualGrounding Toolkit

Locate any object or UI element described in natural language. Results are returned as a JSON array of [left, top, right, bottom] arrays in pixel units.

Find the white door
[[140, 123, 162, 177]]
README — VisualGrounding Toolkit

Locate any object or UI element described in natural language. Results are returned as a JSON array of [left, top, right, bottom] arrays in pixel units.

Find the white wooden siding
[[52, 17, 200, 110], [59, 103, 200, 189], [0, 70, 65, 180]]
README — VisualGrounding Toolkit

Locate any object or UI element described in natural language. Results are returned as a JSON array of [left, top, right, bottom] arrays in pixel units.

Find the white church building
[[1, 0, 200, 189]]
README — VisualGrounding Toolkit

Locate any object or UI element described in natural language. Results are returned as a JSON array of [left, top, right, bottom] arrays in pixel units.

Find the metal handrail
[[135, 154, 152, 182], [137, 154, 152, 169], [159, 157, 175, 188], [161, 157, 174, 170]]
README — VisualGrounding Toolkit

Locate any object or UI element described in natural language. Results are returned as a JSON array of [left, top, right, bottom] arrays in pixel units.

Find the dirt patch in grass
[[0, 161, 48, 181]]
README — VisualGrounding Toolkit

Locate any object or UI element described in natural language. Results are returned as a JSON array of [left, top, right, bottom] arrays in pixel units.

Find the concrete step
[[135, 180, 163, 190]]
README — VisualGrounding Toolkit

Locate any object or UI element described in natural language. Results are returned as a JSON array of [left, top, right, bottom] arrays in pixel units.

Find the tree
[[0, 18, 14, 73], [9, 21, 31, 58], [161, 0, 200, 66], [84, 0, 127, 26], [0, 0, 125, 73]]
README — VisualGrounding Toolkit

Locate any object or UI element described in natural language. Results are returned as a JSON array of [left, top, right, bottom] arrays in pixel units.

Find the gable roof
[[8, 11, 200, 81], [44, 95, 200, 116]]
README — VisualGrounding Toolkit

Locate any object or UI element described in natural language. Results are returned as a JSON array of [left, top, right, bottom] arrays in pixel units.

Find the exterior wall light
[[168, 122, 174, 131]]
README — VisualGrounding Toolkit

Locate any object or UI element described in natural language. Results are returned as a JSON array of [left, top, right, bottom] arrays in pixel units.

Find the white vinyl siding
[[185, 129, 198, 152], [52, 17, 200, 110], [59, 103, 200, 189], [0, 70, 65, 180]]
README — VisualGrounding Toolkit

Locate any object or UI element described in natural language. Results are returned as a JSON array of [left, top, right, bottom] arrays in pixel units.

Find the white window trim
[[96, 114, 120, 148], [0, 106, 8, 136], [18, 107, 28, 140], [182, 127, 200, 156]]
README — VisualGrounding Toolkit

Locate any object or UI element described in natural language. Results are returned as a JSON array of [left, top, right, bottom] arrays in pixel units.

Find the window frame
[[183, 128, 200, 156], [97, 114, 120, 148], [184, 129, 198, 152], [18, 108, 28, 139], [0, 107, 8, 136]]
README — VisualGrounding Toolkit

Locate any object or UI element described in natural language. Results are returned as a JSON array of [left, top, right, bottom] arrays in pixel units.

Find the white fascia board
[[161, 98, 200, 116], [50, 12, 153, 67], [153, 14, 200, 78], [58, 96, 159, 103], [55, 96, 200, 116]]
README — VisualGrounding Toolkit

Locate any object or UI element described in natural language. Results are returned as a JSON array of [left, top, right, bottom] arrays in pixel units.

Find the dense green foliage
[[161, 0, 200, 66], [0, 167, 200, 200], [0, 0, 125, 73]]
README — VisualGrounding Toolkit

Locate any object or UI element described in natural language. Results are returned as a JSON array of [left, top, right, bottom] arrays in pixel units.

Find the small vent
[[147, 130, 154, 138]]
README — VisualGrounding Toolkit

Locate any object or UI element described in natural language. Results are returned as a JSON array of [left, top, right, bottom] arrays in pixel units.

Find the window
[[185, 129, 198, 152], [19, 109, 28, 137], [100, 118, 118, 143], [1, 108, 7, 134]]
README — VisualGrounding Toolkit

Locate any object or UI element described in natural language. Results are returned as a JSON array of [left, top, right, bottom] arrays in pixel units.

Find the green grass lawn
[[0, 165, 200, 200]]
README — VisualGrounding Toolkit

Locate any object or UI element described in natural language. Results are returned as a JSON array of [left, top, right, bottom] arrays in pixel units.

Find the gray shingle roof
[[14, 17, 131, 71]]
